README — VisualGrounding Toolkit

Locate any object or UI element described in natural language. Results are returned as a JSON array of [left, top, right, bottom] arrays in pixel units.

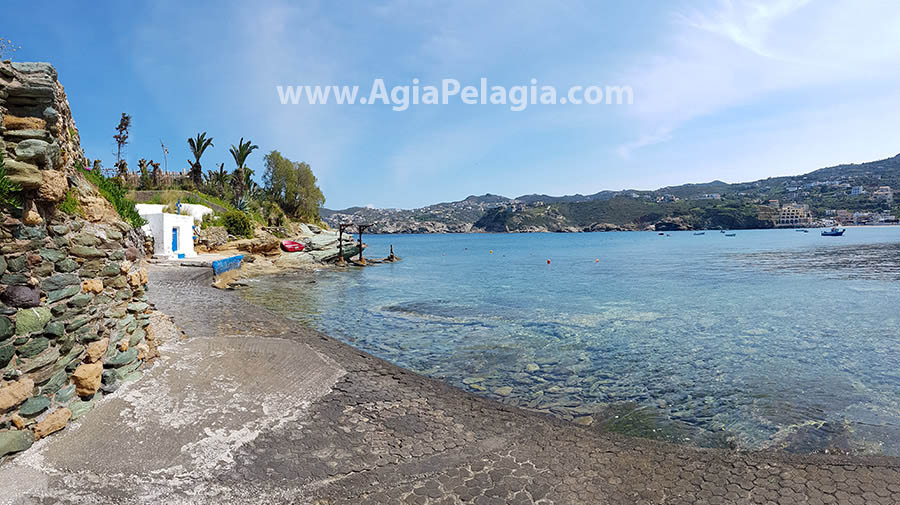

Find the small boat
[[281, 240, 305, 252], [725, 233, 736, 237], [795, 229, 809, 233], [658, 232, 665, 236], [720, 230, 727, 233], [693, 232, 705, 236], [821, 228, 845, 237]]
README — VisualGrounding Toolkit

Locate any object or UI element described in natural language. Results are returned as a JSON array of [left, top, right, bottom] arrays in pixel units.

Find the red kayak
[[281, 240, 305, 252]]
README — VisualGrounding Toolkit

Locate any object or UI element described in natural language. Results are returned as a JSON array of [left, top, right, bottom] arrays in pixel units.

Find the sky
[[5, 0, 900, 209]]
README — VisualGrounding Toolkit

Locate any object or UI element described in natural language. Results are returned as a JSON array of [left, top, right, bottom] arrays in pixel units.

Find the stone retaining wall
[[0, 61, 157, 459]]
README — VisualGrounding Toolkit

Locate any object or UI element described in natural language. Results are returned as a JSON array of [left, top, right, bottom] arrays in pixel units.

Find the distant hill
[[322, 153, 900, 233]]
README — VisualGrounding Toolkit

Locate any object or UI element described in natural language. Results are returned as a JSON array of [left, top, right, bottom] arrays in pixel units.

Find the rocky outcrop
[[0, 62, 157, 460]]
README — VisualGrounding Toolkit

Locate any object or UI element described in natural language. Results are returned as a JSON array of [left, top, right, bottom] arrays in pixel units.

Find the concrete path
[[1, 265, 898, 504]]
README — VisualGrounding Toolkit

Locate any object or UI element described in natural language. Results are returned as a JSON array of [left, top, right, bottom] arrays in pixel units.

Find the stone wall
[[0, 61, 157, 459]]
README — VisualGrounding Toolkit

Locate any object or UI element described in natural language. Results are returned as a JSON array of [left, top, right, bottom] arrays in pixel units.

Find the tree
[[262, 150, 325, 222], [229, 137, 258, 204], [150, 160, 161, 188], [187, 132, 214, 187], [113, 113, 132, 178], [207, 163, 230, 198], [138, 158, 151, 189]]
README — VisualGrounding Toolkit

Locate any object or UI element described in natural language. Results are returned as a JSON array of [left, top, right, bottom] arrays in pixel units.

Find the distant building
[[768, 199, 780, 208], [851, 186, 866, 196], [696, 193, 721, 200], [777, 204, 812, 227], [872, 186, 893, 203]]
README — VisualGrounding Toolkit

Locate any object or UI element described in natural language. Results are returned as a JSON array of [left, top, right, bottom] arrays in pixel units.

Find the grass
[[77, 161, 147, 228], [58, 189, 83, 217], [0, 151, 22, 209]]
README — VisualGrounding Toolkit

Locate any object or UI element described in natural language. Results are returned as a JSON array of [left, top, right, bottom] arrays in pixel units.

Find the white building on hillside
[[135, 204, 197, 259]]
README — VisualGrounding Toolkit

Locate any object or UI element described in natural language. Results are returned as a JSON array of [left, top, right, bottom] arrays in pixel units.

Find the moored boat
[[281, 240, 306, 252], [821, 228, 845, 237]]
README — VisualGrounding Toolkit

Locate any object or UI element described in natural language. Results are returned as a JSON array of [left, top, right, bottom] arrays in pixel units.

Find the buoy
[[595, 259, 599, 263], [489, 250, 493, 254], [547, 259, 551, 264]]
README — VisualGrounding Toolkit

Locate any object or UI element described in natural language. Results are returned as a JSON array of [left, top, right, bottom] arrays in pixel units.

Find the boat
[[720, 230, 727, 233], [658, 232, 665, 236], [724, 233, 736, 237], [795, 229, 809, 233], [821, 228, 845, 237], [693, 232, 705, 235], [280, 240, 305, 252]]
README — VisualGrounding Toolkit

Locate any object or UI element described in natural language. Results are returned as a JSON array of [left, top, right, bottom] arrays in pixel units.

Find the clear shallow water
[[240, 228, 900, 455]]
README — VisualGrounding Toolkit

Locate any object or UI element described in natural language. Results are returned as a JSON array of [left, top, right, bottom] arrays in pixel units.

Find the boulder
[[36, 170, 67, 202], [15, 307, 52, 335], [0, 429, 33, 458], [72, 362, 102, 397], [0, 378, 34, 413], [32, 407, 71, 440], [14, 139, 59, 169], [84, 337, 108, 363], [81, 279, 104, 294], [2, 115, 47, 131], [21, 200, 42, 225], [1, 285, 40, 308], [4, 159, 43, 189]]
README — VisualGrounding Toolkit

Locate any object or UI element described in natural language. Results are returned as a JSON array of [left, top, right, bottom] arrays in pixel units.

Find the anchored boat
[[821, 228, 845, 237]]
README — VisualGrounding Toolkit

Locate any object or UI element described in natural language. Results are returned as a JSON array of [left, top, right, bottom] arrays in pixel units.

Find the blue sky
[[5, 0, 900, 209]]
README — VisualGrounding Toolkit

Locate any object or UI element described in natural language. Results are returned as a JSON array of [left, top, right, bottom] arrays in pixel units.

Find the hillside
[[322, 153, 900, 233]]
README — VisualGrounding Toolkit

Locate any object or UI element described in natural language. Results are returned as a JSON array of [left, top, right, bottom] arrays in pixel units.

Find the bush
[[77, 161, 146, 228], [221, 210, 253, 238]]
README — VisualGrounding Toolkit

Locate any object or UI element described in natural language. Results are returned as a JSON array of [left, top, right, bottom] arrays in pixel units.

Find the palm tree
[[187, 132, 214, 187], [229, 137, 258, 203], [208, 163, 230, 198]]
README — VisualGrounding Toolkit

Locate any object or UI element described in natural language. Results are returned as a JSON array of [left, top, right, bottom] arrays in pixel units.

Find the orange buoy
[[595, 259, 599, 263]]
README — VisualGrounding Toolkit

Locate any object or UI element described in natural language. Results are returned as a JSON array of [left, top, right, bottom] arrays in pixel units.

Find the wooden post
[[357, 225, 364, 264], [337, 223, 348, 266]]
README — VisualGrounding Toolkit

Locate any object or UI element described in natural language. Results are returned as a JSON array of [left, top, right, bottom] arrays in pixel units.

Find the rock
[[20, 345, 58, 372], [106, 348, 138, 367], [68, 293, 93, 308], [37, 170, 67, 202], [573, 415, 594, 426], [84, 338, 108, 363], [525, 363, 540, 372], [1, 285, 40, 308], [0, 377, 34, 413], [70, 246, 106, 258], [16, 336, 50, 358], [22, 200, 43, 226], [43, 321, 64, 338], [127, 302, 148, 313], [15, 307, 52, 335], [47, 285, 80, 303], [72, 362, 102, 397], [127, 268, 147, 288], [0, 429, 33, 457], [81, 278, 103, 294], [42, 273, 80, 292], [494, 386, 513, 396], [0, 345, 13, 368], [32, 407, 70, 440], [54, 258, 78, 273], [0, 317, 13, 338], [14, 139, 58, 169], [2, 115, 46, 131], [18, 395, 50, 417], [54, 384, 75, 403], [10, 414, 25, 429], [69, 393, 102, 420], [5, 159, 43, 189]]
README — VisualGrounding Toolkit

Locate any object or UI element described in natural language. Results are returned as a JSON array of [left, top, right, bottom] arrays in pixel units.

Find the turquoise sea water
[[240, 228, 900, 455]]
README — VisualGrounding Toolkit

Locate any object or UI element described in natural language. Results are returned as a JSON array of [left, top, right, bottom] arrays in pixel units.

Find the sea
[[239, 227, 900, 456]]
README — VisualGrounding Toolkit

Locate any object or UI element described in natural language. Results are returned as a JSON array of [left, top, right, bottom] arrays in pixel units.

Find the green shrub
[[77, 161, 146, 228], [0, 151, 22, 208], [221, 210, 253, 238], [58, 189, 83, 216]]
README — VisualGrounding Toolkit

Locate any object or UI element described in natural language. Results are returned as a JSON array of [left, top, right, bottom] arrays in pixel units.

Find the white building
[[135, 204, 197, 259]]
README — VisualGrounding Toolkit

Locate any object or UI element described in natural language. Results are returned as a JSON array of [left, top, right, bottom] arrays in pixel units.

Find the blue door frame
[[172, 227, 178, 253]]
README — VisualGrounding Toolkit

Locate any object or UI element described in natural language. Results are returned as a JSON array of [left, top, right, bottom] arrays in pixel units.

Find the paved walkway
[[1, 265, 898, 504]]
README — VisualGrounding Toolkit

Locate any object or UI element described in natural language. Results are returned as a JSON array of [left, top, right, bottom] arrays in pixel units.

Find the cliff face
[[0, 61, 157, 457]]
